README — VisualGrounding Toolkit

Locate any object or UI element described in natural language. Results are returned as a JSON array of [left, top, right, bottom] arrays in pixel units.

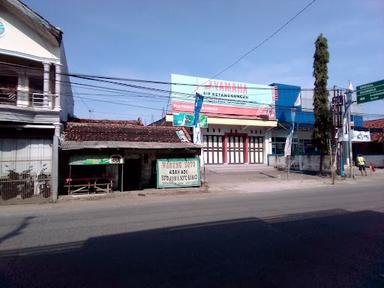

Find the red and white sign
[[172, 102, 275, 118], [171, 74, 275, 119]]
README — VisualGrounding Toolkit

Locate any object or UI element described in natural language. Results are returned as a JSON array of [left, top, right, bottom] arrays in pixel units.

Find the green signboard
[[69, 154, 124, 165], [357, 79, 384, 104], [173, 113, 208, 128], [157, 158, 201, 188]]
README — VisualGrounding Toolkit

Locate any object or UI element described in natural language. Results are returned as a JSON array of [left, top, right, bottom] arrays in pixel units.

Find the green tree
[[312, 33, 331, 174]]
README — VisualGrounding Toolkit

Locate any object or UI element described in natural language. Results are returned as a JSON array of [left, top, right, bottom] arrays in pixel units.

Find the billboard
[[171, 74, 275, 119], [157, 158, 201, 188]]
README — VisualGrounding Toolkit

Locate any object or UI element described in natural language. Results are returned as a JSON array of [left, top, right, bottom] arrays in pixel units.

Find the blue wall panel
[[271, 83, 363, 127]]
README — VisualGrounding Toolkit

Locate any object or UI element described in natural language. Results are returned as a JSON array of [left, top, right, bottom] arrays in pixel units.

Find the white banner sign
[[351, 130, 371, 142], [157, 158, 201, 188], [341, 130, 371, 142]]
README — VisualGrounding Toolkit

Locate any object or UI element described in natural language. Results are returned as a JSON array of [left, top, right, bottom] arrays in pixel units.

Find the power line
[[2, 82, 381, 117], [73, 93, 384, 118], [1, 60, 355, 92], [0, 0, 319, 90], [74, 96, 164, 111], [3, 60, 381, 119], [208, 0, 318, 80]]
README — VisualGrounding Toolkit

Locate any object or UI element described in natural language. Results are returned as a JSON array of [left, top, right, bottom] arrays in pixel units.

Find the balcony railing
[[31, 93, 53, 108], [0, 89, 57, 109], [0, 88, 17, 105]]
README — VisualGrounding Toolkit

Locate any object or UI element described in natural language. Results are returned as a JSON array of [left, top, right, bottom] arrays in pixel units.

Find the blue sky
[[24, 0, 384, 123]]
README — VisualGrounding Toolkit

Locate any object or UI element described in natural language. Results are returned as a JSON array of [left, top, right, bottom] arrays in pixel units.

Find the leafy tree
[[312, 33, 331, 174]]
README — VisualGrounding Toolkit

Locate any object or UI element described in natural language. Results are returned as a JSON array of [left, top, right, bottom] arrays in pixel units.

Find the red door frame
[[223, 133, 249, 164]]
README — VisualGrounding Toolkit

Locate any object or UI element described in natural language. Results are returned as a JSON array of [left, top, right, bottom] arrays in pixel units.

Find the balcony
[[0, 55, 66, 124], [0, 87, 56, 110], [0, 87, 17, 105], [30, 92, 56, 109], [0, 54, 59, 111]]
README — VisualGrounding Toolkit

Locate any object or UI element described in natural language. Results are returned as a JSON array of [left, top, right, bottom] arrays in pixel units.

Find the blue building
[[270, 83, 363, 155]]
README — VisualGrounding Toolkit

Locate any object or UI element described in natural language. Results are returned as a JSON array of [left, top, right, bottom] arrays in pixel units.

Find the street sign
[[173, 113, 208, 128], [357, 79, 384, 104]]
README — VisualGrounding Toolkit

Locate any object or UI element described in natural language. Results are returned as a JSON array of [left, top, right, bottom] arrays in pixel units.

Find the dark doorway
[[0, 74, 18, 105], [123, 159, 142, 191], [150, 160, 157, 188]]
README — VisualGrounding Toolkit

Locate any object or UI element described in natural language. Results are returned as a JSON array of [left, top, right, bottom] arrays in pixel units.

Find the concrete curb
[[58, 182, 209, 202]]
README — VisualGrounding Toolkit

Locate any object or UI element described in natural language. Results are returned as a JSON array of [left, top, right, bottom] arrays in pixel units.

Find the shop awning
[[69, 154, 124, 165]]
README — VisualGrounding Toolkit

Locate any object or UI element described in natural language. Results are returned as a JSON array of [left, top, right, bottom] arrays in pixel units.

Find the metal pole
[[329, 139, 334, 184], [287, 155, 290, 180], [121, 164, 124, 192], [347, 94, 354, 178], [51, 123, 61, 202]]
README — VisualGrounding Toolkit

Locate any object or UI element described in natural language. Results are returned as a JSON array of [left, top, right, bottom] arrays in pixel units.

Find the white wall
[[0, 11, 59, 62], [0, 8, 73, 121], [300, 90, 314, 111], [268, 155, 332, 172], [0, 137, 52, 177], [364, 155, 384, 168], [202, 125, 267, 137], [301, 89, 361, 115], [59, 45, 74, 121]]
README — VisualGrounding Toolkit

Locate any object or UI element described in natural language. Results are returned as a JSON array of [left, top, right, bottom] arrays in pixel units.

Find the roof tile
[[63, 120, 191, 143]]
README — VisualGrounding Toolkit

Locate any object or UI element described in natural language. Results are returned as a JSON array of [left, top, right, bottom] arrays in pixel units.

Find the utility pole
[[330, 87, 337, 184], [331, 86, 344, 178], [346, 82, 354, 178]]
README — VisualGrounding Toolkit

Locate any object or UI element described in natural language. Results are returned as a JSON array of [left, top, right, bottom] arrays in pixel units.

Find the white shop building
[[164, 74, 277, 165]]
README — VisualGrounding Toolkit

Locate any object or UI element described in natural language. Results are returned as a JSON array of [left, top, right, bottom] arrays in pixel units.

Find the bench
[[64, 177, 113, 195]]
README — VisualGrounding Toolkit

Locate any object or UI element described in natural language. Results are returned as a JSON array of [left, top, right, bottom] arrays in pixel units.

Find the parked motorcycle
[[38, 164, 51, 198], [20, 166, 34, 199], [1, 165, 20, 200], [0, 165, 35, 200]]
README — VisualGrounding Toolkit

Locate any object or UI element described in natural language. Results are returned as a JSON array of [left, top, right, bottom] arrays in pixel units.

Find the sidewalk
[[1, 166, 382, 206], [205, 164, 384, 194]]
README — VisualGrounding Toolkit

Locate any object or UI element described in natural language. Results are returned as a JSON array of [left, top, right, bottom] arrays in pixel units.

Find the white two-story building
[[0, 0, 73, 202]]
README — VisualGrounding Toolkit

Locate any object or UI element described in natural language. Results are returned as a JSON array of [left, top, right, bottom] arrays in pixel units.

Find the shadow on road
[[0, 216, 34, 245], [1, 209, 384, 288]]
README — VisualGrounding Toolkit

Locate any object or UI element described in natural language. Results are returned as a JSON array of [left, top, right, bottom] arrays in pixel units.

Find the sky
[[23, 0, 384, 124]]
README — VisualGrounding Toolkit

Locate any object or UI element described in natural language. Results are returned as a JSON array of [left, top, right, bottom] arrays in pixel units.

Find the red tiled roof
[[364, 118, 384, 129], [364, 118, 384, 143], [369, 132, 384, 143], [70, 118, 144, 126], [63, 121, 191, 143]]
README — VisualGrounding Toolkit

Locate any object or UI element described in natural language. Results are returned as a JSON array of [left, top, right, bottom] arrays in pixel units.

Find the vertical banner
[[193, 125, 201, 144], [193, 93, 204, 126], [193, 93, 204, 144], [284, 128, 294, 157]]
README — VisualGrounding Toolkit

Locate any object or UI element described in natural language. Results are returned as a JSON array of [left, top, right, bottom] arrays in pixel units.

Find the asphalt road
[[1, 179, 384, 287]]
